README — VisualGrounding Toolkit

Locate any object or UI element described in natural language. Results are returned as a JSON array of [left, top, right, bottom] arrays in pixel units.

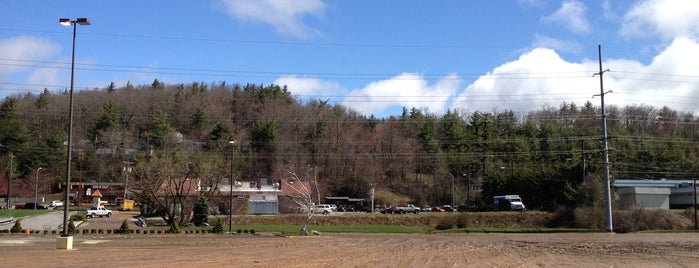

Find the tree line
[[1, 80, 698, 211]]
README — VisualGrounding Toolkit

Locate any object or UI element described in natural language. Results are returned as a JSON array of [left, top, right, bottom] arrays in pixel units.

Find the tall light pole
[[58, 17, 90, 246], [228, 140, 235, 233], [123, 165, 132, 203], [6, 154, 14, 209], [35, 167, 42, 210], [370, 184, 375, 214]]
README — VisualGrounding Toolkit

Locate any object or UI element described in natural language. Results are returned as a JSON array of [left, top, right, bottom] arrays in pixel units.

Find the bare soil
[[2, 212, 698, 267]]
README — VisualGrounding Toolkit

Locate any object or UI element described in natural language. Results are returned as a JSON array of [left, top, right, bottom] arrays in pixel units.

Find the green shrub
[[70, 213, 87, 222], [167, 222, 181, 234], [212, 218, 224, 233], [68, 220, 77, 235], [10, 220, 23, 233], [116, 219, 130, 234]]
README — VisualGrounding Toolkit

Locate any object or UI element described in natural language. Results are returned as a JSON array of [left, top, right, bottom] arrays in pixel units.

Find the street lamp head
[[59, 18, 91, 26], [228, 140, 235, 145], [76, 18, 90, 25]]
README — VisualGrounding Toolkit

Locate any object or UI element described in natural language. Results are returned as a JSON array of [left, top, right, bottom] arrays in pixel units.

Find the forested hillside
[[1, 80, 698, 210]]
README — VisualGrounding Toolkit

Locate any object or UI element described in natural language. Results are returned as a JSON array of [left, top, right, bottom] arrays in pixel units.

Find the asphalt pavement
[[0, 210, 73, 233]]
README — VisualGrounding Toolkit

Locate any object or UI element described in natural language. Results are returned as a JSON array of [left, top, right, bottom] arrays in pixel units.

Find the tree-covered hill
[[1, 80, 698, 210]]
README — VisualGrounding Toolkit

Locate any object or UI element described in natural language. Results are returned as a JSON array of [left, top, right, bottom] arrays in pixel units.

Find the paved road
[[0, 210, 142, 233], [0, 211, 70, 232]]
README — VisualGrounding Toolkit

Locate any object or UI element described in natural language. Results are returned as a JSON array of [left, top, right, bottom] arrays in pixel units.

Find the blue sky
[[2, 0, 699, 118]]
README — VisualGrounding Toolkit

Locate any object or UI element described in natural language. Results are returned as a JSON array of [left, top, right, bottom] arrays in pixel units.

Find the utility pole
[[594, 44, 613, 232]]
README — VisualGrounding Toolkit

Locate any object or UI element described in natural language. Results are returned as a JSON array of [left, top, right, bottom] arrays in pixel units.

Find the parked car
[[50, 200, 64, 207], [23, 202, 47, 209], [338, 205, 355, 212], [380, 205, 396, 214], [458, 204, 479, 212], [441, 205, 457, 212], [312, 204, 334, 215], [430, 207, 446, 212]]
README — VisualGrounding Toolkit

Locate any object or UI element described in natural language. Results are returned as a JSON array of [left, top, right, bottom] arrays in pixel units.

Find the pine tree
[[192, 196, 210, 227], [10, 220, 22, 233], [117, 219, 130, 234]]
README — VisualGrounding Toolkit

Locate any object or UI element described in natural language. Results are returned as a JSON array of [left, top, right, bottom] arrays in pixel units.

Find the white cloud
[[621, 0, 699, 40], [531, 34, 582, 53], [219, 0, 326, 39], [541, 0, 590, 34], [342, 73, 461, 116], [0, 36, 60, 77], [454, 37, 699, 115], [606, 37, 699, 112], [274, 75, 346, 97], [455, 48, 597, 114]]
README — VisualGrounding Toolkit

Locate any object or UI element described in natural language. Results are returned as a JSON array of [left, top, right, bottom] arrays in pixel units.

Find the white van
[[312, 204, 334, 215], [491, 195, 526, 211]]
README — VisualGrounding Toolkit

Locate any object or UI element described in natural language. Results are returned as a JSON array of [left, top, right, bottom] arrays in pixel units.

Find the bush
[[167, 222, 181, 234], [70, 213, 87, 222], [455, 213, 470, 228], [212, 218, 224, 233], [545, 206, 575, 228], [573, 206, 606, 229], [68, 220, 77, 235], [614, 208, 692, 233], [10, 220, 23, 233], [435, 215, 457, 230], [116, 219, 130, 234]]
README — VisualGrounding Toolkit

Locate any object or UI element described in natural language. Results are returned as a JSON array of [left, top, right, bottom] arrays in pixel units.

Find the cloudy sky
[[2, 0, 699, 118]]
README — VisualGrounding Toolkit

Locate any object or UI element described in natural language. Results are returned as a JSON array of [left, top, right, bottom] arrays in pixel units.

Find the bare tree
[[284, 168, 320, 235], [132, 150, 200, 227]]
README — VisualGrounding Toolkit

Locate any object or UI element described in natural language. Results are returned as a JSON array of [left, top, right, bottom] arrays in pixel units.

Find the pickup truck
[[80, 206, 113, 218], [393, 204, 421, 214]]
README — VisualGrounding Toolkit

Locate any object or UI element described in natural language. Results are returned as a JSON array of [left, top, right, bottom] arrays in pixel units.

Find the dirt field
[[2, 211, 698, 267], [1, 231, 698, 267]]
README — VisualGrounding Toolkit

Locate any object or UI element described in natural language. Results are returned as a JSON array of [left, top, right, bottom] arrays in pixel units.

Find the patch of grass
[[439, 227, 599, 233], [0, 209, 55, 218]]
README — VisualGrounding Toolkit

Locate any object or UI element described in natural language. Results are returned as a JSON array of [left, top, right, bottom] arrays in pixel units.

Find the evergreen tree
[[117, 219, 130, 234], [10, 220, 22, 233], [192, 196, 210, 227]]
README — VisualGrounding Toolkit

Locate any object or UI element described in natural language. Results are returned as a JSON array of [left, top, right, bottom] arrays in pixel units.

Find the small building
[[616, 187, 671, 210], [613, 179, 698, 210], [220, 178, 284, 215]]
